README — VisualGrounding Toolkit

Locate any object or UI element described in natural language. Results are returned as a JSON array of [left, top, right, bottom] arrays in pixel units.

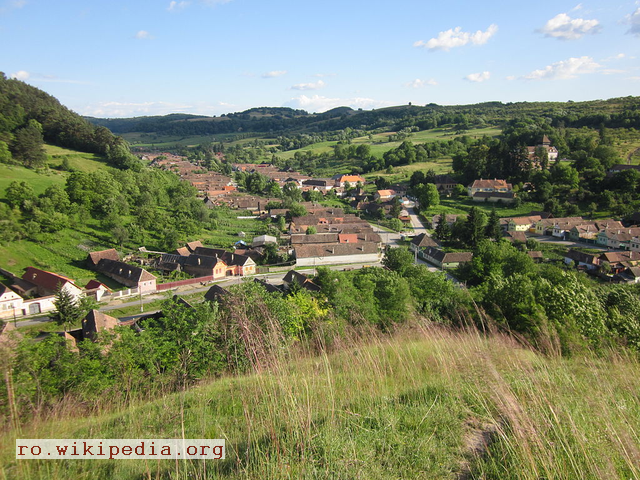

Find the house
[[468, 179, 512, 196], [410, 233, 439, 253], [21, 267, 83, 300], [81, 310, 118, 342], [430, 214, 462, 229], [527, 135, 559, 165], [597, 227, 640, 250], [84, 280, 111, 302], [87, 249, 119, 269], [526, 251, 544, 263], [533, 217, 583, 236], [253, 278, 283, 294], [507, 215, 542, 232], [623, 267, 640, 283], [472, 191, 516, 203], [374, 189, 397, 201], [0, 283, 23, 320], [204, 285, 230, 303], [503, 231, 527, 244], [293, 242, 380, 266], [192, 247, 256, 276], [252, 235, 277, 247], [95, 259, 157, 293], [432, 174, 458, 194], [183, 254, 228, 279], [421, 247, 473, 269], [282, 270, 321, 292], [186, 240, 204, 253], [302, 179, 333, 192], [333, 174, 366, 188], [599, 251, 640, 274]]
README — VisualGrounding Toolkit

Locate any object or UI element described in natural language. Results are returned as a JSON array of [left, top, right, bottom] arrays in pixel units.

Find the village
[[3, 145, 640, 335]]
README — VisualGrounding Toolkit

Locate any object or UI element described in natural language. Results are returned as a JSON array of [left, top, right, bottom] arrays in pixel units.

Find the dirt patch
[[457, 418, 501, 480]]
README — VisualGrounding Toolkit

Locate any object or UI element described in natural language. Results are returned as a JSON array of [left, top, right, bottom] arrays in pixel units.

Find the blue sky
[[1, 0, 639, 117]]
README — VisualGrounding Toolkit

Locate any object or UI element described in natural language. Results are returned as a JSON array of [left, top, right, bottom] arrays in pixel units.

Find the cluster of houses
[[564, 249, 640, 283], [288, 208, 383, 266], [499, 213, 640, 251]]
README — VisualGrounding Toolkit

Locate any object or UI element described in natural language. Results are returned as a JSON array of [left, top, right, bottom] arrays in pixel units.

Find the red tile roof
[[22, 267, 79, 292]]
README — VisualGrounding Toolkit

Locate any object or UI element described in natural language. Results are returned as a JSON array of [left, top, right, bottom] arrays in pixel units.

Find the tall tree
[[11, 120, 47, 168], [485, 209, 502, 241], [465, 207, 486, 248], [51, 286, 82, 332], [434, 215, 451, 242]]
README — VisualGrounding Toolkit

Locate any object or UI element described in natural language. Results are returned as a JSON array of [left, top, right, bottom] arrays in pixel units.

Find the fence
[[103, 287, 140, 299], [156, 276, 214, 291]]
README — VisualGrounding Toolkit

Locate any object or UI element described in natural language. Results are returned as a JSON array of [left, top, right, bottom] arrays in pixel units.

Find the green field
[[428, 197, 544, 218], [122, 132, 252, 149], [0, 217, 127, 289], [0, 164, 67, 199], [44, 144, 111, 173], [3, 327, 639, 479], [276, 126, 502, 161]]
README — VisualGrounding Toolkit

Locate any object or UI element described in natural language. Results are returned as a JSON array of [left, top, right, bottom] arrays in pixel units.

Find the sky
[[1, 0, 640, 118]]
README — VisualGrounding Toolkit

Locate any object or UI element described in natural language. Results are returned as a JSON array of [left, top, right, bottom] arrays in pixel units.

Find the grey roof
[[204, 285, 231, 302], [294, 242, 379, 259], [411, 233, 439, 248], [96, 259, 156, 283]]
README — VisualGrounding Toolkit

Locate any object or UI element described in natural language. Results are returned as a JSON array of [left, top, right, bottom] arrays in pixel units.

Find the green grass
[[427, 198, 545, 218], [44, 144, 111, 173], [0, 164, 67, 199], [2, 327, 639, 479], [275, 126, 502, 163], [122, 132, 249, 149], [0, 218, 124, 288]]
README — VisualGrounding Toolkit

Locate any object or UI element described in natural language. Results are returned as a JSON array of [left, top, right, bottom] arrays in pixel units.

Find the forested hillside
[[0, 73, 140, 170], [87, 97, 640, 138]]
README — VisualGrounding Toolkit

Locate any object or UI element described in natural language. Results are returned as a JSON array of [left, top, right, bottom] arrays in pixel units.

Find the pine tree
[[485, 209, 502, 240], [434, 215, 451, 242], [465, 207, 486, 248], [51, 285, 82, 332]]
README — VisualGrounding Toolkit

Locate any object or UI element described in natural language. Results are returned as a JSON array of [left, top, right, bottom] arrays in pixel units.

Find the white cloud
[[135, 30, 152, 39], [464, 71, 491, 83], [405, 78, 437, 88], [538, 13, 600, 40], [506, 75, 516, 81], [168, 1, 190, 11], [414, 24, 498, 51], [625, 7, 640, 37], [261, 70, 287, 78], [571, 3, 583, 11], [290, 80, 325, 91], [523, 56, 600, 80], [9, 70, 30, 81], [286, 95, 393, 113]]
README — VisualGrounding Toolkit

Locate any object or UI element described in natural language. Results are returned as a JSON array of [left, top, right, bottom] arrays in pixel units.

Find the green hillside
[[2, 328, 638, 479]]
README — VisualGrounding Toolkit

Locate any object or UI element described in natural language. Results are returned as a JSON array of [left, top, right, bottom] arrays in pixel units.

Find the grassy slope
[[44, 145, 111, 172], [2, 328, 639, 480], [275, 126, 502, 161]]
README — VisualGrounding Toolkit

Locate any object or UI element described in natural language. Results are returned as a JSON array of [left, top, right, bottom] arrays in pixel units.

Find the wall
[[156, 276, 214, 291], [295, 253, 380, 267]]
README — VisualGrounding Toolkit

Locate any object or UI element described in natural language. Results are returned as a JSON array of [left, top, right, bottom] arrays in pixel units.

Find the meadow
[[1, 325, 638, 479]]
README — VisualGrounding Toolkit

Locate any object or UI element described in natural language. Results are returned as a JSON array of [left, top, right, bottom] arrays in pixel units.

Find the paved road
[[407, 207, 428, 235], [13, 263, 381, 329]]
